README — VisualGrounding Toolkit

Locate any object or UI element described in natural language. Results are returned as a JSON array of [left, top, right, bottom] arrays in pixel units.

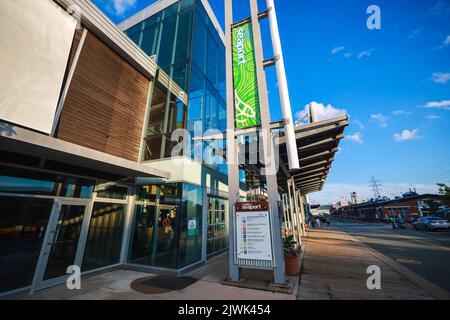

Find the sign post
[[236, 202, 273, 261]]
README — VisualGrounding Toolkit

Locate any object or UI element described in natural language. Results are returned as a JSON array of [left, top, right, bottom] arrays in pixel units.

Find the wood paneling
[[57, 32, 150, 162]]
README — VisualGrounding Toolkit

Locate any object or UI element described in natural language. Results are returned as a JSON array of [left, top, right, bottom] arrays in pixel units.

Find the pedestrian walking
[[326, 216, 331, 228], [315, 217, 321, 228]]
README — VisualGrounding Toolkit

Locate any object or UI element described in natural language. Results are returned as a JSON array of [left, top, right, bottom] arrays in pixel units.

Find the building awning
[[275, 115, 349, 194], [195, 115, 349, 195], [0, 122, 171, 179]]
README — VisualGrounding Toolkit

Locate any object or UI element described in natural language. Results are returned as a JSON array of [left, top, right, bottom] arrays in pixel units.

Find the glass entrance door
[[33, 200, 90, 291]]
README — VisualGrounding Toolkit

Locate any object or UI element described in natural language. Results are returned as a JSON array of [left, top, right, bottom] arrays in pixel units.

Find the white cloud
[[431, 72, 450, 84], [392, 110, 411, 116], [358, 48, 374, 59], [370, 113, 388, 127], [429, 0, 450, 16], [393, 129, 421, 142], [420, 100, 450, 110], [309, 182, 439, 205], [354, 120, 365, 129], [113, 0, 136, 15], [426, 115, 440, 120], [344, 52, 352, 58], [445, 35, 450, 46], [345, 132, 363, 144], [296, 102, 347, 122], [408, 27, 424, 39], [331, 46, 345, 55]]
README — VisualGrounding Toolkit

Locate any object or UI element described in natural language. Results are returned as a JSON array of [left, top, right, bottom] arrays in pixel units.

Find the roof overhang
[[0, 122, 170, 180], [276, 115, 349, 194], [197, 115, 349, 195]]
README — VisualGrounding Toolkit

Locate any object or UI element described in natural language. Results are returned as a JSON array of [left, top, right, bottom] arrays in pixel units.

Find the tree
[[437, 183, 450, 201]]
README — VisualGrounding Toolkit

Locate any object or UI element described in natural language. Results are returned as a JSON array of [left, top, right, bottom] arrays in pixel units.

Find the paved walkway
[[297, 228, 435, 300], [17, 254, 298, 300]]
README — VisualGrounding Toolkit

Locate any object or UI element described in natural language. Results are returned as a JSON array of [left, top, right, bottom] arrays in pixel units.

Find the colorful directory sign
[[236, 202, 273, 261], [232, 21, 261, 128]]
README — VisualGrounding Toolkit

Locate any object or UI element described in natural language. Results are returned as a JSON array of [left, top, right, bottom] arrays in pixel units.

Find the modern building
[[332, 193, 450, 221], [0, 0, 233, 297], [0, 0, 347, 297]]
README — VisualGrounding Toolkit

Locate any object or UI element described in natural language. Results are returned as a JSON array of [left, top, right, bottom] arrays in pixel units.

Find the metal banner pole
[[266, 0, 299, 170], [249, 0, 286, 285], [225, 0, 241, 281]]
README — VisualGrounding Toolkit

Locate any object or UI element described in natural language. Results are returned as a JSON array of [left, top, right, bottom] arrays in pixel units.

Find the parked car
[[413, 217, 450, 231]]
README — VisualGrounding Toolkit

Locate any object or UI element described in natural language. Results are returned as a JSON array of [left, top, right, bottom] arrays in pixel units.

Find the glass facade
[[0, 0, 232, 295], [128, 183, 202, 269], [126, 0, 227, 174]]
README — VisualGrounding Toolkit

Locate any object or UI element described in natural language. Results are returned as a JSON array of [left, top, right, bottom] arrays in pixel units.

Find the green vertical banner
[[232, 22, 261, 128]]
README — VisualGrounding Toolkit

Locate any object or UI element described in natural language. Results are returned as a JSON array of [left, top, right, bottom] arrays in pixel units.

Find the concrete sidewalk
[[297, 228, 436, 300], [17, 254, 298, 300]]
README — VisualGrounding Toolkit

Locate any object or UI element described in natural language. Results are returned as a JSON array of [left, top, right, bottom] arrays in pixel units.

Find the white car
[[413, 217, 450, 231]]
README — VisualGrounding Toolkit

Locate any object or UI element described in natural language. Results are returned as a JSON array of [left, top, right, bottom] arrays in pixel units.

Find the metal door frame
[[31, 198, 92, 293]]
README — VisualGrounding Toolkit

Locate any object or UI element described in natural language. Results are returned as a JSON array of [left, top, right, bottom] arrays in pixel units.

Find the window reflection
[[207, 197, 229, 255], [0, 167, 94, 199], [0, 196, 53, 293], [82, 203, 126, 271]]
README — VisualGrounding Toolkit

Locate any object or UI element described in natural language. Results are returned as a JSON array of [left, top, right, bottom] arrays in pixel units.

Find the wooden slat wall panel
[[57, 32, 150, 162]]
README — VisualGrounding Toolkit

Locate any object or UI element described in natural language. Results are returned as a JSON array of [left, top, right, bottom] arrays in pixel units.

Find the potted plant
[[283, 235, 301, 276]]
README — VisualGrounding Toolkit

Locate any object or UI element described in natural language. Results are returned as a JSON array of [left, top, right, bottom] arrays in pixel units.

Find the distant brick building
[[332, 194, 450, 222]]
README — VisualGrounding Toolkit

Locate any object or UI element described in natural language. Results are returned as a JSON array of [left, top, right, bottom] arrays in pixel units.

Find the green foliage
[[283, 235, 301, 256], [437, 183, 450, 201]]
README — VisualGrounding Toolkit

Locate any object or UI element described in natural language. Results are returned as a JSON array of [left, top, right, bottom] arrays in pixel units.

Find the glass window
[[180, 0, 196, 11], [192, 9, 207, 74], [0, 196, 53, 293], [126, 22, 143, 37], [204, 84, 218, 130], [0, 167, 94, 198], [172, 63, 189, 91], [95, 185, 128, 200], [128, 183, 201, 269], [82, 203, 126, 271], [141, 23, 160, 56], [143, 84, 167, 161], [128, 204, 157, 265], [206, 31, 218, 85], [178, 184, 202, 266], [174, 10, 193, 65], [153, 205, 179, 268], [207, 197, 228, 256], [158, 14, 177, 71], [43, 204, 85, 280], [137, 185, 159, 202]]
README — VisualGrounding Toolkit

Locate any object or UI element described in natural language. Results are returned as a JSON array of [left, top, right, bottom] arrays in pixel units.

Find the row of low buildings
[[0, 0, 347, 297], [331, 193, 450, 222]]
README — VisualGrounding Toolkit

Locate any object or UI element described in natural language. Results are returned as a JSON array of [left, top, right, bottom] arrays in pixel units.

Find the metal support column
[[225, 0, 241, 282], [286, 179, 296, 242], [290, 179, 302, 243], [201, 187, 208, 262], [266, 0, 299, 170], [249, 0, 286, 285]]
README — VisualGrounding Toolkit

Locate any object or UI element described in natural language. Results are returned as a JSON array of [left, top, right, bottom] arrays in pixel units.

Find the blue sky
[[94, 0, 450, 204]]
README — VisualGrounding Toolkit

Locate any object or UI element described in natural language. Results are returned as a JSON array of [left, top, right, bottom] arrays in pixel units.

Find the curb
[[343, 230, 450, 300]]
